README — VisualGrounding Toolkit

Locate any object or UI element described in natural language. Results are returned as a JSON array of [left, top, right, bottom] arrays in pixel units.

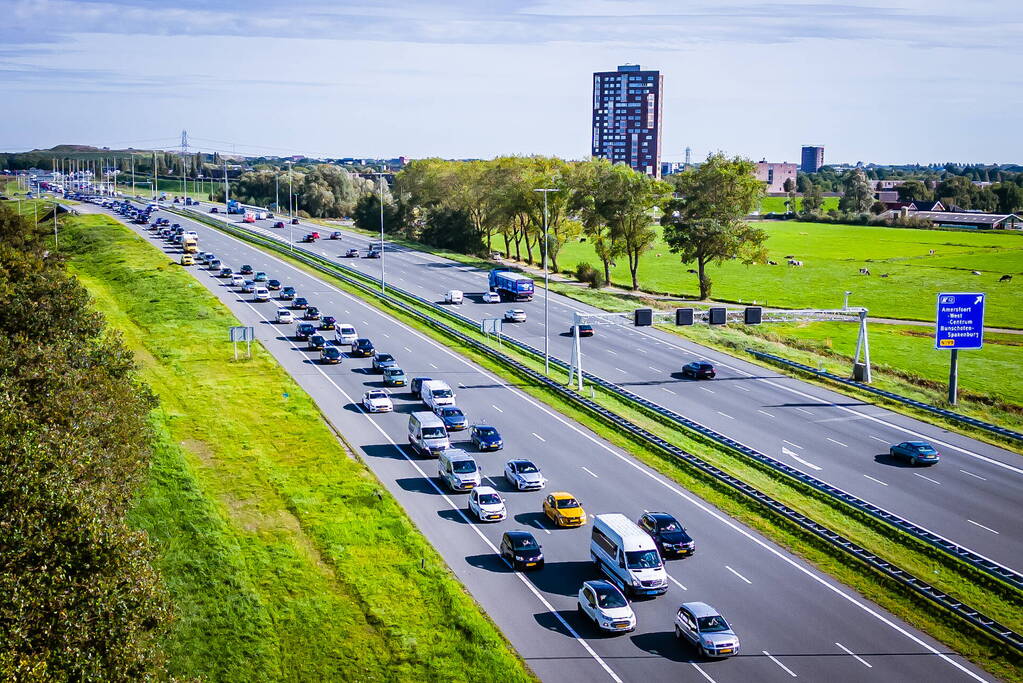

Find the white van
[[408, 411, 450, 457], [590, 514, 668, 597], [438, 449, 481, 492], [421, 380, 455, 409], [444, 289, 463, 305], [335, 323, 357, 346]]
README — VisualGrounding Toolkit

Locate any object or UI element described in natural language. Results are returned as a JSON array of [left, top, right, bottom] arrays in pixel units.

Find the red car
[[273, 221, 285, 229], [310, 231, 320, 239]]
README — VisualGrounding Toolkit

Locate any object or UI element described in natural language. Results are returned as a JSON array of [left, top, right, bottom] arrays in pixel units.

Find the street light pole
[[533, 187, 559, 375], [379, 174, 386, 293], [286, 161, 294, 252]]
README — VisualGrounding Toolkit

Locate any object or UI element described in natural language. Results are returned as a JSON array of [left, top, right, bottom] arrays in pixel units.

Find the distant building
[[880, 209, 1021, 230], [592, 64, 663, 177], [755, 161, 798, 193], [800, 145, 825, 173], [870, 179, 906, 191], [660, 161, 686, 176]]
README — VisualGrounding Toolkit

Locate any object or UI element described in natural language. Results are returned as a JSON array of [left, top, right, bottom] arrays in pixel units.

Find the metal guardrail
[[172, 209, 1023, 654], [748, 350, 1023, 444]]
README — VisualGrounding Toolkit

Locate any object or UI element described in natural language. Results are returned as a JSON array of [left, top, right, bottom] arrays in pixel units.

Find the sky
[[2, 0, 1021, 164]]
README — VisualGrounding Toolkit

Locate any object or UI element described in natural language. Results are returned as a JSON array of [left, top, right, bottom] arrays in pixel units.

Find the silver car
[[504, 459, 546, 491], [674, 602, 739, 658], [504, 308, 527, 323]]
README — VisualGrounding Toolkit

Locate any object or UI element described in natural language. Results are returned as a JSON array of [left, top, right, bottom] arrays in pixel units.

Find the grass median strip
[[60, 214, 535, 683], [210, 215, 1022, 681]]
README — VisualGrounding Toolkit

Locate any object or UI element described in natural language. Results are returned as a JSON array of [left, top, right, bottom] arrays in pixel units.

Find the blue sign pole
[[935, 293, 985, 405]]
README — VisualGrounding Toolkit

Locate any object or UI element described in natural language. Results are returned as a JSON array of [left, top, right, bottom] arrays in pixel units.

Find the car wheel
[[675, 625, 683, 640], [910, 456, 918, 466]]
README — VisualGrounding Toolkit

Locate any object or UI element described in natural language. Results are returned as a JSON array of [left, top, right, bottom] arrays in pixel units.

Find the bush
[[575, 262, 605, 289]]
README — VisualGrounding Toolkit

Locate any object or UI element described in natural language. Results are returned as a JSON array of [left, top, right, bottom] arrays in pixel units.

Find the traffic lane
[[129, 215, 982, 683]]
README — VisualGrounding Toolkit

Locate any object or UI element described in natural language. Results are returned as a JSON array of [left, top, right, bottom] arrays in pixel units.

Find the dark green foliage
[[0, 204, 169, 681], [419, 207, 485, 254], [574, 262, 605, 289], [352, 193, 404, 234]]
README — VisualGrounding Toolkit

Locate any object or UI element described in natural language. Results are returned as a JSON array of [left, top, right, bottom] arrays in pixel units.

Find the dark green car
[[382, 367, 407, 387]]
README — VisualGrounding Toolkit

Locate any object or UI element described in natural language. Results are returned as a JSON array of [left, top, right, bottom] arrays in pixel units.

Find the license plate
[[718, 648, 733, 654], [525, 562, 536, 567]]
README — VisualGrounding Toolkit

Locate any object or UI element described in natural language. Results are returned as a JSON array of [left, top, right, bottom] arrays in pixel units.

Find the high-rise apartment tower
[[800, 145, 825, 173], [592, 64, 663, 177]]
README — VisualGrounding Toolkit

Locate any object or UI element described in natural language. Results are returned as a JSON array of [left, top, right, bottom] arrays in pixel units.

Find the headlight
[[704, 639, 714, 647], [514, 555, 524, 561], [632, 578, 642, 587]]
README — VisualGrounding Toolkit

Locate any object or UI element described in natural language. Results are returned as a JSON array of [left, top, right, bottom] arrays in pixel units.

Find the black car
[[470, 424, 503, 451], [410, 376, 433, 398], [637, 512, 695, 558], [351, 338, 375, 357], [500, 531, 543, 570], [304, 306, 321, 320], [308, 334, 327, 351], [320, 346, 343, 364], [295, 322, 317, 340], [273, 221, 285, 229], [570, 324, 595, 337], [320, 315, 336, 330], [280, 286, 296, 300], [681, 361, 715, 380], [371, 353, 397, 373], [239, 264, 253, 275], [293, 297, 309, 310], [209, 207, 219, 213], [267, 279, 282, 290], [291, 217, 300, 225]]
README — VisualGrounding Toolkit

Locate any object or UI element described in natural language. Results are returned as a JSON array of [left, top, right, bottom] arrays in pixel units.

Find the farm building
[[880, 209, 1021, 230]]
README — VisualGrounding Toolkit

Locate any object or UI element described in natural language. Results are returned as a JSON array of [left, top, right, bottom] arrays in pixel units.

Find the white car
[[276, 308, 294, 324], [482, 291, 501, 303], [362, 389, 393, 413], [504, 308, 527, 323], [444, 289, 463, 304], [504, 459, 547, 491], [467, 486, 506, 522], [253, 287, 270, 302], [241, 280, 257, 293], [230, 274, 245, 287], [578, 581, 636, 634], [335, 324, 357, 346]]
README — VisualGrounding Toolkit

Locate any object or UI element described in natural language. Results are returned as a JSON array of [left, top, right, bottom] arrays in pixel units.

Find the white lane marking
[[491, 404, 504, 413], [382, 332, 390, 338], [667, 574, 687, 591], [763, 651, 797, 677], [736, 385, 751, 392], [758, 409, 775, 418], [795, 407, 813, 415], [404, 346, 412, 352], [863, 474, 888, 486], [606, 349, 617, 355], [429, 362, 437, 369], [637, 348, 648, 354], [648, 365, 659, 372], [869, 435, 888, 443], [690, 664, 716, 683], [581, 466, 599, 478], [532, 432, 546, 442], [826, 437, 848, 447], [725, 565, 752, 584], [960, 469, 987, 481], [913, 473, 941, 485], [614, 367, 626, 373], [532, 520, 552, 536], [783, 440, 803, 449], [662, 388, 677, 395], [177, 211, 990, 681], [699, 386, 714, 394], [783, 446, 821, 471], [835, 642, 872, 668], [717, 411, 735, 420], [967, 519, 999, 535]]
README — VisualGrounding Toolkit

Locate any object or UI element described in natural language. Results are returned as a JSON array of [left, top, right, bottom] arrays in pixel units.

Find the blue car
[[470, 424, 503, 451], [436, 406, 468, 431], [889, 441, 940, 466]]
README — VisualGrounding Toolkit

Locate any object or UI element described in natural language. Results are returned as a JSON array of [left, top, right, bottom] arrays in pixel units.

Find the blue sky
[[2, 0, 1021, 163]]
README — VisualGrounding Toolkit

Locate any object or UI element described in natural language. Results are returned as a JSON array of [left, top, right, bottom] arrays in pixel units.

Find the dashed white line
[[404, 346, 412, 352], [581, 466, 599, 478], [758, 409, 775, 418], [614, 367, 626, 373], [532, 520, 552, 536], [532, 432, 546, 442], [429, 363, 437, 369], [736, 385, 751, 392], [913, 473, 941, 485], [863, 474, 888, 486], [826, 437, 848, 447], [960, 469, 987, 481], [783, 440, 803, 449], [690, 664, 716, 683], [667, 574, 687, 591], [725, 565, 752, 584], [835, 642, 872, 668], [869, 435, 888, 443], [382, 332, 390, 338], [606, 349, 618, 355], [648, 365, 660, 372], [662, 388, 677, 395], [795, 407, 813, 415], [699, 386, 714, 393], [763, 651, 797, 677], [967, 519, 999, 535], [717, 411, 735, 420], [491, 404, 504, 413], [783, 447, 821, 471]]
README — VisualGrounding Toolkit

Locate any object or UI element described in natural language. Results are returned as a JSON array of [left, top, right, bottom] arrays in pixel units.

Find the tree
[[896, 179, 932, 202], [838, 169, 874, 213], [661, 154, 767, 299], [993, 182, 1023, 214], [570, 159, 622, 285], [936, 175, 976, 209], [782, 177, 796, 193], [352, 194, 402, 234], [801, 180, 824, 215]]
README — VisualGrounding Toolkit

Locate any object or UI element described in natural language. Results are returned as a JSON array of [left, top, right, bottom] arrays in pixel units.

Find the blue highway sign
[[935, 293, 985, 350]]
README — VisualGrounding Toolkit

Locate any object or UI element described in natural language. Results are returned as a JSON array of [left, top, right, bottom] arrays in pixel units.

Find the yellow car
[[180, 254, 195, 266], [543, 492, 586, 528]]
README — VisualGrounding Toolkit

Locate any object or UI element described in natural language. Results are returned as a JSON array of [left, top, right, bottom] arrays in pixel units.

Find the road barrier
[[173, 208, 1023, 653], [748, 350, 1023, 445]]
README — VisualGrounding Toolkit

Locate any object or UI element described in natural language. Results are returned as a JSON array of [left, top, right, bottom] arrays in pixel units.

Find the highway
[[87, 202, 990, 682], [191, 202, 1023, 575]]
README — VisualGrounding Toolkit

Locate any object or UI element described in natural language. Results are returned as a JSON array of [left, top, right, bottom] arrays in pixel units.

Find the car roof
[[474, 485, 498, 496], [646, 511, 678, 523], [905, 441, 931, 447], [504, 530, 536, 541], [681, 601, 719, 618], [550, 491, 575, 500], [584, 579, 618, 592]]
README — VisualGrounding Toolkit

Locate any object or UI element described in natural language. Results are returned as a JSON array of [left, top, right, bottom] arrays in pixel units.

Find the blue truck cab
[[488, 268, 534, 302]]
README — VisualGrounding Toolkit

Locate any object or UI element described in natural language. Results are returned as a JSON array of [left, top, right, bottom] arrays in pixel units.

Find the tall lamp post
[[378, 174, 386, 293], [533, 187, 559, 375], [286, 161, 294, 252]]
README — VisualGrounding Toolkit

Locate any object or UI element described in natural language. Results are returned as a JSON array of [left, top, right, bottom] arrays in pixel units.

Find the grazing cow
[[687, 268, 698, 274], [880, 273, 890, 278], [768, 260, 778, 266], [929, 249, 935, 255], [788, 259, 804, 267], [999, 274, 1013, 282], [859, 268, 871, 275], [972, 270, 982, 275], [784, 255, 795, 259]]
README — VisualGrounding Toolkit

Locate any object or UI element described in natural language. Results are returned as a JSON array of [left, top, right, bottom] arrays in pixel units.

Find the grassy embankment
[[759, 195, 841, 214], [58, 213, 534, 682], [211, 212, 1023, 682]]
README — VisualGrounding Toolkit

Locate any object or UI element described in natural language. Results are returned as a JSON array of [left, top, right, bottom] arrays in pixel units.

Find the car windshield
[[341, 327, 355, 334], [367, 392, 386, 400], [515, 461, 537, 473], [595, 587, 628, 609], [697, 615, 730, 633], [452, 460, 477, 474], [377, 354, 394, 362], [625, 549, 662, 569], [476, 427, 497, 437], [512, 536, 538, 550], [432, 389, 453, 398], [478, 493, 501, 506], [914, 445, 933, 452], [556, 498, 579, 509], [442, 409, 462, 418], [385, 369, 401, 376], [422, 427, 446, 438], [657, 519, 682, 532]]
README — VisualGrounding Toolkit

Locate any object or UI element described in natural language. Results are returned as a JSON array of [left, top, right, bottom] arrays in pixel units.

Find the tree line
[[212, 165, 380, 218], [0, 204, 169, 680]]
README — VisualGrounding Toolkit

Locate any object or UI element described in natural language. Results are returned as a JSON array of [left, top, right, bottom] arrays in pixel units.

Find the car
[[503, 459, 546, 491], [371, 353, 397, 373], [320, 315, 336, 330], [637, 512, 695, 558], [291, 217, 300, 225], [543, 492, 586, 527], [292, 297, 309, 309], [273, 221, 285, 229], [301, 234, 315, 243], [675, 602, 740, 658], [681, 361, 716, 380], [209, 259, 223, 271], [570, 324, 595, 337], [230, 275, 245, 287], [470, 424, 504, 451], [435, 406, 468, 431], [365, 248, 381, 259], [253, 271, 268, 282], [320, 346, 343, 364], [362, 389, 393, 413], [241, 280, 257, 293], [889, 441, 940, 466], [180, 254, 195, 266], [194, 252, 209, 264], [267, 279, 282, 290], [276, 309, 294, 324], [351, 338, 375, 357], [295, 322, 317, 340], [329, 231, 343, 239], [345, 248, 360, 258], [209, 207, 219, 213], [308, 334, 327, 351], [409, 376, 433, 399], [444, 289, 463, 305], [253, 287, 271, 302], [280, 286, 296, 300], [310, 231, 320, 239], [504, 308, 527, 323], [382, 367, 407, 387], [500, 531, 544, 570], [482, 291, 501, 304], [239, 265, 253, 275], [335, 324, 357, 346], [467, 486, 506, 522], [577, 580, 636, 634], [303, 306, 321, 320]]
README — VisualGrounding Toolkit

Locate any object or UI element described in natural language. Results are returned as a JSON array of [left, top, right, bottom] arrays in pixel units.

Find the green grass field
[[759, 196, 840, 214], [497, 221, 1023, 328], [61, 214, 533, 682]]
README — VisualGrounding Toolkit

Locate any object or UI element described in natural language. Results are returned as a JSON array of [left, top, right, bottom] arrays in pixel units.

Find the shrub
[[575, 262, 605, 289]]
